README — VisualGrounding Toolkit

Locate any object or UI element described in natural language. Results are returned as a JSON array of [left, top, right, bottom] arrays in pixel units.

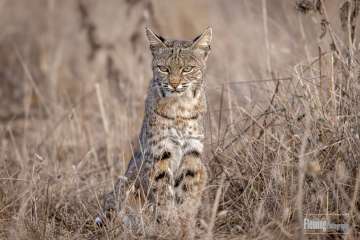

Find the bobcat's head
[[146, 28, 212, 98]]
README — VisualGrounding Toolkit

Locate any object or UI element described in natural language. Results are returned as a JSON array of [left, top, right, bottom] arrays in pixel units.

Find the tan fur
[[98, 27, 212, 238]]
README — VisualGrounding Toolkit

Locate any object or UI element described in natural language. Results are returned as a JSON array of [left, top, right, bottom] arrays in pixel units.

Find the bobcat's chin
[[161, 88, 185, 98]]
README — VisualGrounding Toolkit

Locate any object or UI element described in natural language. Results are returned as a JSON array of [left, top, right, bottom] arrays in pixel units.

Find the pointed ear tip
[[202, 27, 212, 40]]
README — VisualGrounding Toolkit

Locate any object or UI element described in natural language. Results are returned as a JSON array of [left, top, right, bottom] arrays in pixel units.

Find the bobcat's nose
[[169, 80, 181, 90], [169, 74, 181, 89]]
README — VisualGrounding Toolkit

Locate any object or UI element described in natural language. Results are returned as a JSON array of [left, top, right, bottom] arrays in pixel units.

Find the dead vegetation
[[0, 0, 360, 239]]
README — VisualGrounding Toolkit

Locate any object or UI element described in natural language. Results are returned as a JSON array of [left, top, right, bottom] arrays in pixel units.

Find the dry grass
[[0, 0, 360, 239]]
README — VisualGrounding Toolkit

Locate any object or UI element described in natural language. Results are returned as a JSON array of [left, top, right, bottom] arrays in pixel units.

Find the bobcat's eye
[[182, 66, 194, 73], [158, 66, 169, 73]]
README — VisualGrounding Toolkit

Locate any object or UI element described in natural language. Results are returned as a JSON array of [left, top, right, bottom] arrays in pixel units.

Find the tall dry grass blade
[[217, 83, 225, 147], [95, 83, 110, 135], [206, 173, 226, 240], [15, 48, 51, 116], [262, 0, 272, 74], [330, 52, 337, 125], [226, 83, 235, 134], [295, 103, 311, 240]]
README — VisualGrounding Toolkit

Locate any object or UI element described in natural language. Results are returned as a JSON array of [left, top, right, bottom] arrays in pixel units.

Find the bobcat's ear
[[145, 27, 167, 51], [191, 27, 212, 60], [192, 27, 212, 50]]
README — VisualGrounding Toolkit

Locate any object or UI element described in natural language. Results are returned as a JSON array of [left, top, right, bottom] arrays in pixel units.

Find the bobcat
[[96, 27, 212, 238]]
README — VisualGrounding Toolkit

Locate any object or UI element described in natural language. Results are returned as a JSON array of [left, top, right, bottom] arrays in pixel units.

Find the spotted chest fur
[[145, 113, 205, 173]]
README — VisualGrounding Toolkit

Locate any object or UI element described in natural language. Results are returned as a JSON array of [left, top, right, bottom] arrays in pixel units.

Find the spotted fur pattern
[[99, 27, 212, 238]]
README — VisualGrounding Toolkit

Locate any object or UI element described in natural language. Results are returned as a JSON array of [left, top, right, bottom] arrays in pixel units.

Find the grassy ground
[[0, 0, 359, 239]]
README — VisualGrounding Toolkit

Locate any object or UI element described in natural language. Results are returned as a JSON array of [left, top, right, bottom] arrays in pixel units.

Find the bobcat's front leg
[[149, 150, 176, 222], [174, 151, 207, 239]]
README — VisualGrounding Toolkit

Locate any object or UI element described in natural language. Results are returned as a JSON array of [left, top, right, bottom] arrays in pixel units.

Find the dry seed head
[[282, 207, 291, 221], [271, 165, 285, 185], [305, 160, 321, 175], [336, 160, 349, 182]]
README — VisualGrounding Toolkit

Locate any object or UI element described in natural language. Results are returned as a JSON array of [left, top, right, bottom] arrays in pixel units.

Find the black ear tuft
[[192, 35, 201, 43], [157, 34, 165, 43]]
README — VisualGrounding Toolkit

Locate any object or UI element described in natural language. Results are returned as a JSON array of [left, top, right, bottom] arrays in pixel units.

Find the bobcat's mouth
[[167, 83, 190, 93], [158, 81, 191, 97], [170, 88, 185, 93]]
